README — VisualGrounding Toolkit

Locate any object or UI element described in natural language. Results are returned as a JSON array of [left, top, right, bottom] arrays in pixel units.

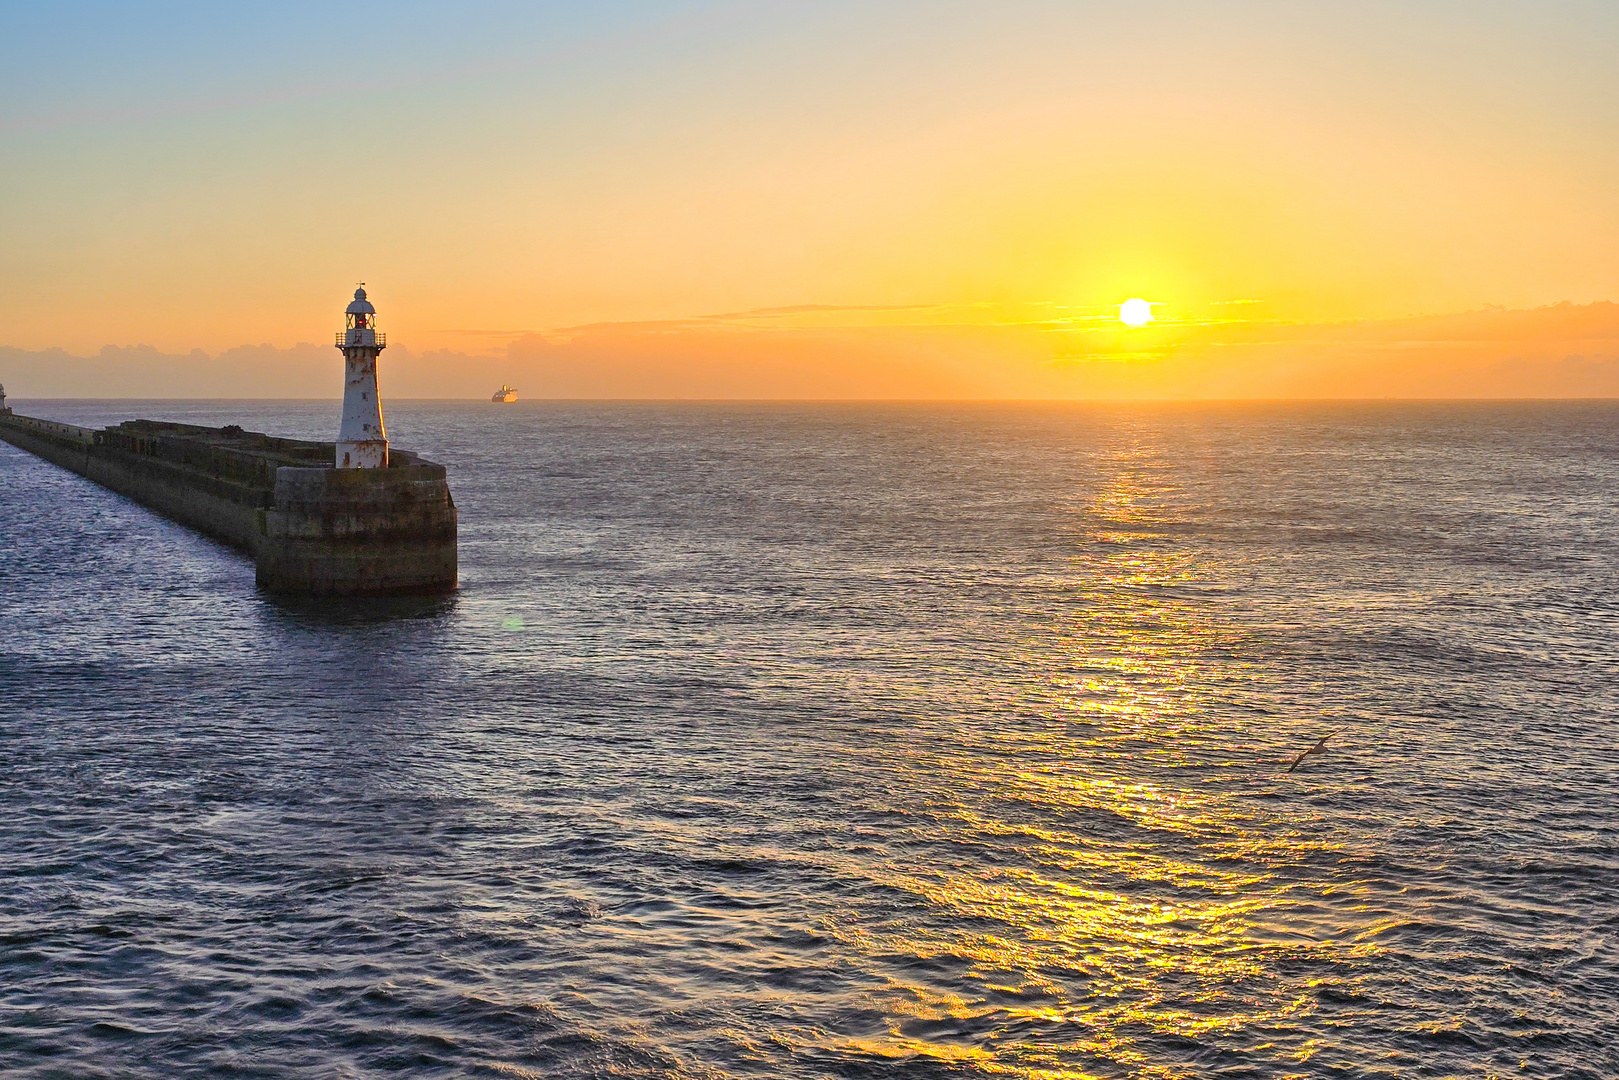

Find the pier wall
[[0, 411, 457, 596], [0, 414, 96, 472]]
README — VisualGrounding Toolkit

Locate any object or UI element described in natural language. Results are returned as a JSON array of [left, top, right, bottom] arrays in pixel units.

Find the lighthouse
[[335, 285, 388, 468]]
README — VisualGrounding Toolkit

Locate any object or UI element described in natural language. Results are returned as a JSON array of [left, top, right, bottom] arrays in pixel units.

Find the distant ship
[[491, 385, 518, 403]]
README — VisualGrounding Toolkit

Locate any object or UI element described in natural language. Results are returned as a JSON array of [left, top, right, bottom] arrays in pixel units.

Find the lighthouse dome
[[346, 287, 375, 316]]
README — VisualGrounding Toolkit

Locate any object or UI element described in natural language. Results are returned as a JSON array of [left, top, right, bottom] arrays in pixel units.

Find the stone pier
[[0, 411, 457, 596]]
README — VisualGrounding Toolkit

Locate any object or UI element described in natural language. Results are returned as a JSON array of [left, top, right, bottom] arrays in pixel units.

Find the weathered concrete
[[0, 411, 457, 596], [259, 462, 458, 594]]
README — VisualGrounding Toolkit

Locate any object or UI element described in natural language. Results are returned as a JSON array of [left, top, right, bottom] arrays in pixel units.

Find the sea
[[1, 400, 1615, 1079]]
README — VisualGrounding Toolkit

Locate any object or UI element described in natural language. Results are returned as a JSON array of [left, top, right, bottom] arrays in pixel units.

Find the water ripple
[[1, 400, 1616, 1078]]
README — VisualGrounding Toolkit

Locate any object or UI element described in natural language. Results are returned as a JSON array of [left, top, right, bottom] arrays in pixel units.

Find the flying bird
[[1285, 731, 1339, 774]]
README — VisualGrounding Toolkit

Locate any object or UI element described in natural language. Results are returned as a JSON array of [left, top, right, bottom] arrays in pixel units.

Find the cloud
[[4, 302, 1617, 400], [0, 342, 507, 400], [692, 303, 945, 321], [491, 300, 1619, 399]]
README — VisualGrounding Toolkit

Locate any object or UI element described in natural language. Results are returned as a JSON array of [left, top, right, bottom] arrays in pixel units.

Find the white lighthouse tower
[[335, 285, 388, 468]]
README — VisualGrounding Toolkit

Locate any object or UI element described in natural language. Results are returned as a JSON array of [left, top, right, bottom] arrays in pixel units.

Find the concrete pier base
[[260, 462, 457, 595]]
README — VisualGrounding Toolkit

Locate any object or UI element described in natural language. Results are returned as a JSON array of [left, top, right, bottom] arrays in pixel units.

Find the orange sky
[[3, 2, 1617, 397], [7, 301, 1619, 399]]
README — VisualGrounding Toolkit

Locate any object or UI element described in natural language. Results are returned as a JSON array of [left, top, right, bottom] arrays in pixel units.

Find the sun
[[1119, 298, 1153, 326]]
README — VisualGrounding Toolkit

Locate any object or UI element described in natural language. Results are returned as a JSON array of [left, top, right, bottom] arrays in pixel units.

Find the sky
[[3, 0, 1618, 398]]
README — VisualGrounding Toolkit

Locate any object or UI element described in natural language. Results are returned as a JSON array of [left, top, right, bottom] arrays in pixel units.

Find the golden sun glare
[[1119, 298, 1153, 326]]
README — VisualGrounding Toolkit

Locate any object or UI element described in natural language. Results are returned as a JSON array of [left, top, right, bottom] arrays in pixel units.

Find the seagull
[[1285, 731, 1339, 774]]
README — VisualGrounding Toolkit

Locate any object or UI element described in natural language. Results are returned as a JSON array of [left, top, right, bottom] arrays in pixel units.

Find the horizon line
[[7, 396, 1618, 405]]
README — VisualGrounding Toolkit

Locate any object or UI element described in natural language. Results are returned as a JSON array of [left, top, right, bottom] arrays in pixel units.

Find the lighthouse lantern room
[[335, 285, 388, 468]]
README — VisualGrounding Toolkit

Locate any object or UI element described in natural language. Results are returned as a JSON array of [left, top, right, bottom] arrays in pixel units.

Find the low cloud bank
[[0, 343, 511, 400], [4, 302, 1618, 399]]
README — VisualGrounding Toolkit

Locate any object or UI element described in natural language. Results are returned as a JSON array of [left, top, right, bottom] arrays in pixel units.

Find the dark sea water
[[1, 400, 1616, 1079]]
